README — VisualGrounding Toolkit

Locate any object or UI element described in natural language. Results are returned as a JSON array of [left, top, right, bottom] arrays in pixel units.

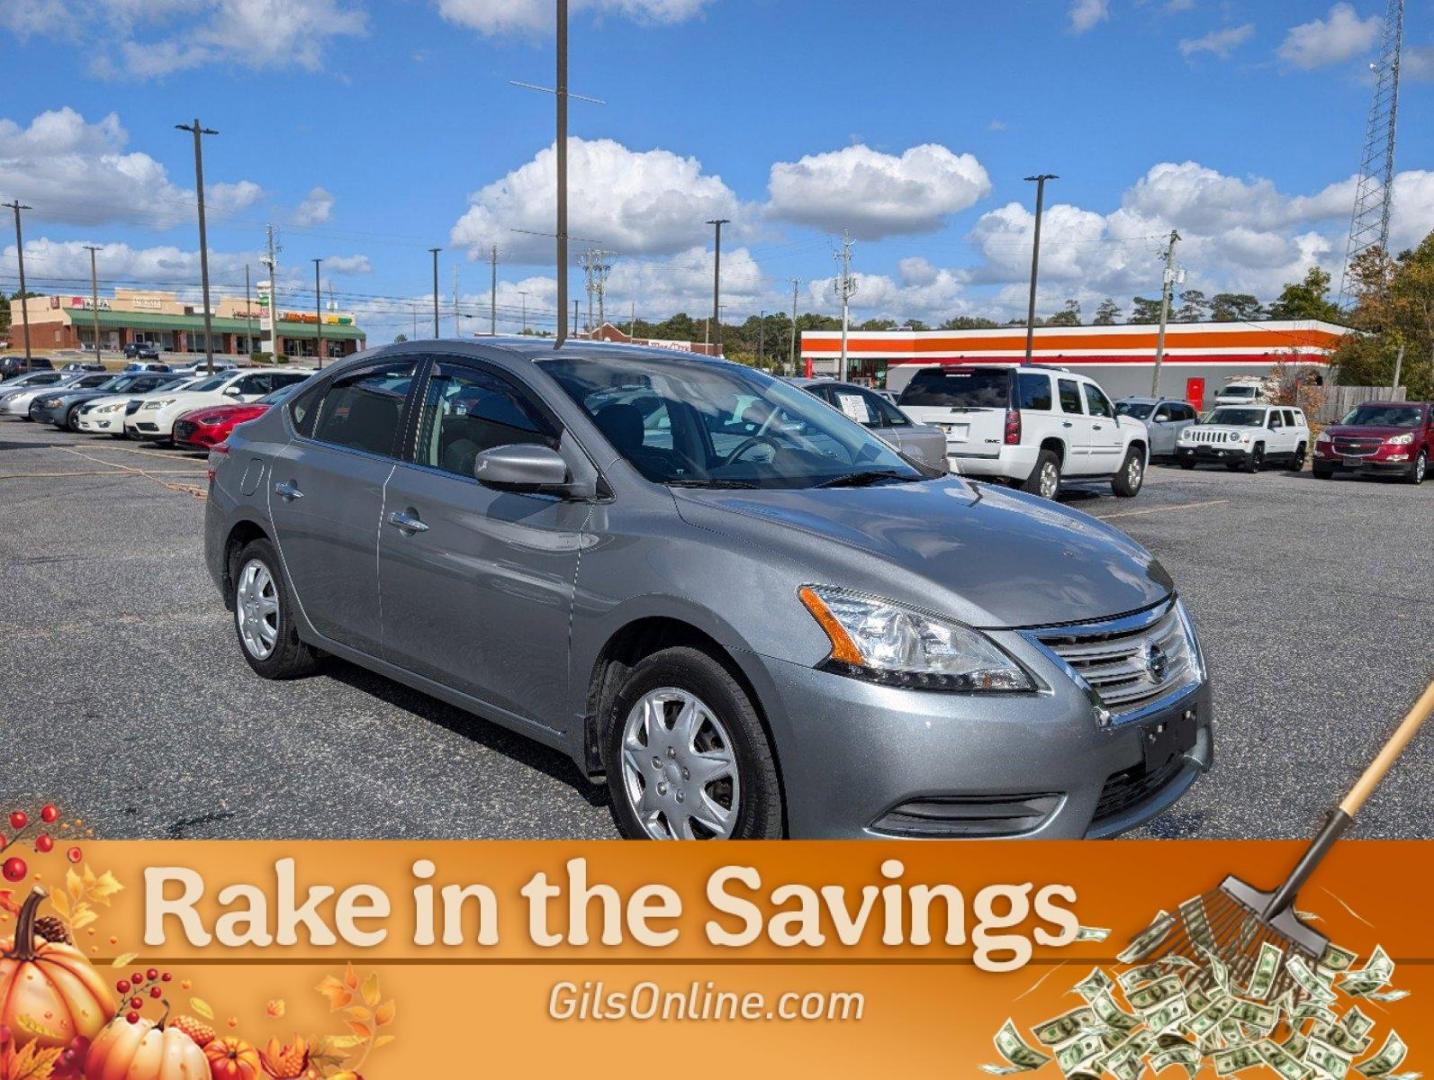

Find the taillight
[[206, 441, 229, 486], [1004, 409, 1021, 445]]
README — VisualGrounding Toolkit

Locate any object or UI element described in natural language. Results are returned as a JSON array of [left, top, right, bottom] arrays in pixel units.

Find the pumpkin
[[0, 887, 114, 1050], [84, 1015, 209, 1080], [204, 1037, 262, 1080]]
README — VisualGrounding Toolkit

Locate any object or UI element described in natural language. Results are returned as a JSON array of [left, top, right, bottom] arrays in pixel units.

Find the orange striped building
[[800, 319, 1351, 406]]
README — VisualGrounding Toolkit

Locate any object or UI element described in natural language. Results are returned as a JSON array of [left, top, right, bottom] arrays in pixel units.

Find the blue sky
[[2, 0, 1431, 343]]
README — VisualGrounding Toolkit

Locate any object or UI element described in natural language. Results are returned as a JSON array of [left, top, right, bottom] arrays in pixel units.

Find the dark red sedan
[[172, 378, 312, 451], [1313, 400, 1432, 484]]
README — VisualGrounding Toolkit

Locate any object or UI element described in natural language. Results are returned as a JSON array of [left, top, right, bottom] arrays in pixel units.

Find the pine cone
[[33, 915, 70, 944]]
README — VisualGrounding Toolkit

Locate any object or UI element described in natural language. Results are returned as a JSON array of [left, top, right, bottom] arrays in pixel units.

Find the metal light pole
[[84, 245, 102, 360], [312, 258, 323, 368], [1023, 173, 1057, 365], [244, 265, 255, 356], [428, 248, 441, 338], [706, 218, 729, 356], [555, 0, 569, 348], [1150, 229, 1181, 396], [176, 120, 219, 373], [789, 277, 799, 376], [6, 200, 34, 367]]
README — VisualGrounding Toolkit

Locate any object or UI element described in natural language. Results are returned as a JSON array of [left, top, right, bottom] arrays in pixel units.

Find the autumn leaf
[[344, 1020, 372, 1040], [0, 890, 19, 917], [360, 973, 381, 1008], [111, 952, 138, 968], [87, 869, 124, 904], [265, 999, 286, 1019], [47, 892, 69, 920], [342, 1006, 371, 1025], [190, 997, 215, 1021], [373, 1000, 395, 1027], [2, 1041, 64, 1080], [342, 963, 359, 990], [373, 1034, 396, 1049], [65, 869, 83, 904], [316, 975, 353, 1011]]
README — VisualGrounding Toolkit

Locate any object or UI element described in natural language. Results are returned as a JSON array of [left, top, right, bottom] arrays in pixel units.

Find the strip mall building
[[800, 320, 1350, 408]]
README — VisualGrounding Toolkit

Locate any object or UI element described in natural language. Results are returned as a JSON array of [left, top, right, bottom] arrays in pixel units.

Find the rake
[[1135, 678, 1434, 1002]]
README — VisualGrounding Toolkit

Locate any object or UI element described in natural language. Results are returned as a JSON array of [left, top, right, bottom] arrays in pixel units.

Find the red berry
[[35, 835, 54, 853], [129, 997, 143, 1010], [126, 1012, 140, 1025], [116, 980, 130, 994], [131, 972, 143, 986], [66, 846, 82, 864], [150, 986, 162, 999], [8, 811, 27, 831], [161, 972, 172, 982], [40, 805, 58, 824], [146, 968, 159, 981], [2, 857, 26, 883]]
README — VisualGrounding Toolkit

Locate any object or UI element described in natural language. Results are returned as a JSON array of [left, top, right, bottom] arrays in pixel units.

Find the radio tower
[[1338, 0, 1403, 309]]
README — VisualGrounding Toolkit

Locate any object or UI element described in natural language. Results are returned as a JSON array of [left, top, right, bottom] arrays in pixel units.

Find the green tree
[[1209, 293, 1266, 322], [1128, 296, 1164, 323], [1046, 299, 1081, 326], [0, 293, 8, 337], [858, 318, 897, 331], [1092, 298, 1121, 325], [939, 315, 999, 329], [1175, 288, 1208, 322], [1266, 266, 1340, 322], [393, 333, 408, 343], [1328, 235, 1434, 399]]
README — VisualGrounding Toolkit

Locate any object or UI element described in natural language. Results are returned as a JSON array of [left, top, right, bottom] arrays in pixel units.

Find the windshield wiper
[[665, 478, 762, 489], [815, 469, 914, 488]]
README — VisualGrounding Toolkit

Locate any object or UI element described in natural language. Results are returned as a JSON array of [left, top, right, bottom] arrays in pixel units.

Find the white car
[[1213, 378, 1269, 406], [125, 368, 313, 441], [76, 376, 208, 436], [897, 364, 1149, 499], [1175, 403, 1309, 473]]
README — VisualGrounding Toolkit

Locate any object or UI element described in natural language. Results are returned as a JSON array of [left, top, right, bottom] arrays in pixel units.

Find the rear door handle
[[387, 510, 429, 534], [273, 480, 303, 500]]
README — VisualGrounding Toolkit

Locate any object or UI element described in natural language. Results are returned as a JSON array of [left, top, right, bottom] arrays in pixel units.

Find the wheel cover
[[1416, 454, 1427, 483], [1125, 455, 1143, 489], [235, 558, 280, 660], [1039, 461, 1060, 499], [619, 687, 740, 840]]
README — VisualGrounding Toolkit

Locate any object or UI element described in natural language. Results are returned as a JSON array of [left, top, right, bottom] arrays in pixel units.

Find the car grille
[[1092, 753, 1186, 826], [1036, 602, 1197, 720], [1185, 429, 1238, 445], [124, 399, 144, 415], [1332, 436, 1382, 456]]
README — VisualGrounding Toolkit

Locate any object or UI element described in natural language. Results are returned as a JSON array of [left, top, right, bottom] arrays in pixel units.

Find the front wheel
[[1408, 450, 1427, 485], [604, 647, 783, 840], [1312, 461, 1335, 479], [1288, 443, 1306, 471], [230, 538, 320, 679], [1024, 450, 1062, 500], [1178, 458, 1196, 470], [1111, 446, 1145, 497], [1242, 444, 1264, 473], [65, 407, 83, 432]]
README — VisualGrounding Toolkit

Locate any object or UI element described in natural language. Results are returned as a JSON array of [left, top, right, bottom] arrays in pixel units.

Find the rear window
[[898, 368, 1010, 408]]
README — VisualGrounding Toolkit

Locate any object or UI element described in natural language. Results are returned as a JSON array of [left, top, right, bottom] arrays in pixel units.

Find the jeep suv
[[1175, 404, 1309, 472], [1313, 400, 1431, 484], [897, 364, 1149, 499]]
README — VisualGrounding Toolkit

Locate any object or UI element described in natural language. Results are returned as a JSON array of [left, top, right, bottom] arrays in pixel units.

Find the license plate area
[[1141, 711, 1197, 772], [942, 423, 969, 442], [1343, 456, 1364, 467]]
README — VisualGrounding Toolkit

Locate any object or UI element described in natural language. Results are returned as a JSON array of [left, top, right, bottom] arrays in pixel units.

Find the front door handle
[[1062, 421, 1074, 428], [273, 480, 303, 500], [387, 510, 429, 535], [1093, 424, 1103, 431]]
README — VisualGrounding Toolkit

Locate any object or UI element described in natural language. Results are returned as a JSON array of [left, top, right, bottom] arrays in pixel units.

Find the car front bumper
[[78, 411, 125, 433], [31, 402, 67, 426], [1314, 448, 1413, 473], [743, 641, 1213, 840], [1176, 444, 1250, 465], [174, 419, 225, 450]]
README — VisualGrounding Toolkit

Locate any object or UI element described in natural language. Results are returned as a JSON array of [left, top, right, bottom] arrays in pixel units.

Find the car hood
[[671, 475, 1172, 629], [1325, 424, 1419, 439]]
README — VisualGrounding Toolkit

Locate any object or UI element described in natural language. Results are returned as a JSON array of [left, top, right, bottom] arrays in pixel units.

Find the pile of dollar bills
[[983, 902, 1414, 1079]]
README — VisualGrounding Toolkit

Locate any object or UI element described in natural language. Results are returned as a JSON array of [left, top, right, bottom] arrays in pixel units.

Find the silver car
[[206, 341, 1213, 840], [1115, 396, 1200, 458], [789, 377, 948, 471]]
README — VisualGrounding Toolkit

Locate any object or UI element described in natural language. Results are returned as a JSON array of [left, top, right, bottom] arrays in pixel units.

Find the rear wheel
[[1242, 444, 1264, 473], [1312, 461, 1335, 479], [230, 538, 320, 679], [1111, 446, 1144, 497], [604, 646, 782, 840], [1024, 450, 1062, 500], [1288, 442, 1307, 471], [1408, 450, 1427, 485]]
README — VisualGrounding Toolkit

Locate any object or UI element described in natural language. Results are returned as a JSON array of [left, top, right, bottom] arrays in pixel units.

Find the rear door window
[[1017, 373, 1053, 411], [302, 360, 418, 457], [898, 368, 1010, 408], [1282, 409, 1297, 426], [1058, 379, 1083, 414]]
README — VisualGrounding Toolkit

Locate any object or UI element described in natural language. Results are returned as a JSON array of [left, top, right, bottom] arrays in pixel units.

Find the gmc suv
[[1314, 400, 1432, 484]]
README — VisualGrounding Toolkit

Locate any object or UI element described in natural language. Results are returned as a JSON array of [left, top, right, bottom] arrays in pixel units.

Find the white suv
[[1175, 403, 1309, 473], [896, 364, 1149, 499]]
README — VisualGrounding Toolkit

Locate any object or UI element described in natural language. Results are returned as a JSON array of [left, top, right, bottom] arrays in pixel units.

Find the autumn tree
[[1328, 234, 1434, 399]]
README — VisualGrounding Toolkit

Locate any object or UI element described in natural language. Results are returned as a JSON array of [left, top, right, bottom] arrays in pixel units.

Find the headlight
[[41, 397, 62, 408], [1386, 432, 1414, 445], [1239, 433, 1252, 443], [97, 402, 123, 413], [146, 398, 174, 409], [798, 585, 1034, 691], [1316, 431, 1331, 444]]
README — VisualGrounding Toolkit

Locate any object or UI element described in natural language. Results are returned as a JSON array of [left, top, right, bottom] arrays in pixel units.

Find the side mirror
[[223, 385, 241, 396], [474, 443, 569, 490]]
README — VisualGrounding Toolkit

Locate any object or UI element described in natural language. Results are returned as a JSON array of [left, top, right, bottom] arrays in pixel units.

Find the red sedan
[[172, 377, 313, 451]]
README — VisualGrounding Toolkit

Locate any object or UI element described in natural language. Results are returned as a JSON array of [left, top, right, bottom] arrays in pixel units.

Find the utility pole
[[312, 258, 323, 368], [262, 225, 280, 358], [555, 0, 569, 346], [629, 300, 636, 341], [572, 299, 579, 339], [176, 119, 219, 373], [4, 201, 32, 368], [518, 291, 529, 334], [244, 264, 254, 356], [83, 245, 102, 360], [706, 218, 729, 357], [489, 244, 498, 335], [453, 266, 461, 337], [595, 253, 610, 328], [757, 310, 765, 369], [834, 230, 857, 381], [428, 247, 441, 337], [1150, 229, 1181, 396], [412, 304, 418, 339], [1023, 174, 1057, 367], [789, 277, 799, 375]]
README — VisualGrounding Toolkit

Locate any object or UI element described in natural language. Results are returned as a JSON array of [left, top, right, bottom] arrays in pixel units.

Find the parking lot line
[[1096, 498, 1229, 521]]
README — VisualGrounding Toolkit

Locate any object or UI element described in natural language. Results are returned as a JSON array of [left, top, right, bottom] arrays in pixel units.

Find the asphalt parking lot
[[1, 420, 1430, 841]]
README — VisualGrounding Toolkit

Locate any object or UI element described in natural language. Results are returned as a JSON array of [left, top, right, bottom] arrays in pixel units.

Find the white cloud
[[1405, 45, 1434, 81], [766, 144, 991, 240], [0, 107, 262, 228], [1, 0, 366, 78], [1068, 0, 1109, 34], [1179, 23, 1255, 59], [1277, 3, 1380, 70], [435, 0, 712, 36], [2, 237, 261, 293], [323, 254, 372, 274], [449, 137, 744, 262], [294, 186, 336, 227]]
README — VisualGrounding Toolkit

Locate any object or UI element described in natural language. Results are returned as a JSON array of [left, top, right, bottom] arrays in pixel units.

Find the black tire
[[1178, 458, 1197, 470], [1408, 450, 1427, 485], [230, 538, 320, 680], [1288, 442, 1306, 471], [1312, 462, 1335, 479], [65, 407, 82, 432], [1111, 446, 1145, 497], [1242, 444, 1264, 473], [1023, 449, 1062, 500], [603, 646, 783, 840]]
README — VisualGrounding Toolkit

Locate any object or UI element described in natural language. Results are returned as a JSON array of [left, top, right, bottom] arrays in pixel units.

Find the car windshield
[[89, 376, 127, 391], [1221, 385, 1256, 398], [1207, 407, 1266, 426], [257, 379, 309, 406], [898, 368, 1010, 408], [187, 374, 231, 393], [1340, 404, 1422, 427], [1117, 401, 1154, 419], [539, 352, 926, 490]]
